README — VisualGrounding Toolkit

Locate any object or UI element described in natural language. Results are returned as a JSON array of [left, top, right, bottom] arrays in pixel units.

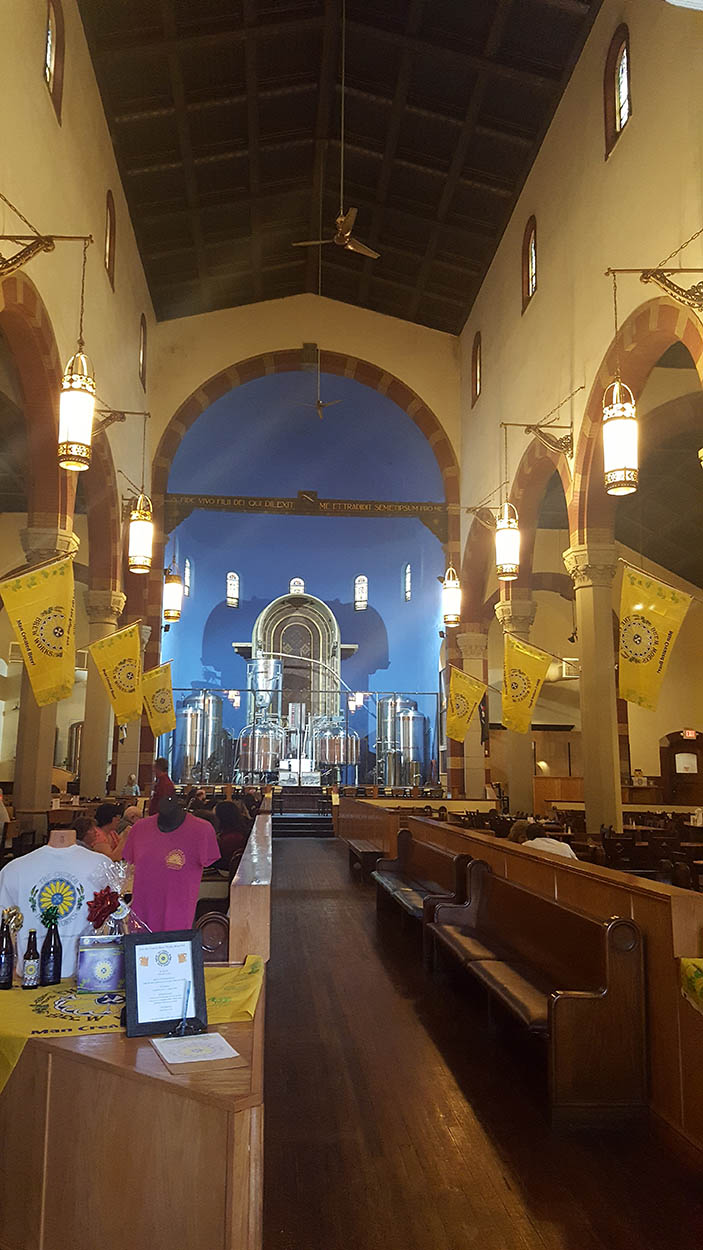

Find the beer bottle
[[39, 910, 62, 986], [22, 929, 40, 989], [0, 918, 14, 989]]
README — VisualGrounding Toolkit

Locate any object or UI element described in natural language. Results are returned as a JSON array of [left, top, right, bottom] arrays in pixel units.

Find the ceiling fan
[[301, 347, 342, 419], [293, 0, 380, 262]]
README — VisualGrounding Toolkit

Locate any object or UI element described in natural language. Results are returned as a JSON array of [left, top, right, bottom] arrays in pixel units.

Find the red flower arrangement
[[87, 887, 120, 930]]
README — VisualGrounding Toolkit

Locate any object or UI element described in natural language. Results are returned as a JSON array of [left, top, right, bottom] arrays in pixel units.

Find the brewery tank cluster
[[376, 696, 428, 787], [236, 659, 286, 779]]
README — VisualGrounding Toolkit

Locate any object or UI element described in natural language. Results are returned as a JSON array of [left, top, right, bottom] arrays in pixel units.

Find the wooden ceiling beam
[[158, 0, 209, 301], [243, 0, 263, 301], [357, 0, 426, 306], [347, 20, 561, 89], [93, 15, 324, 59], [341, 84, 535, 147], [124, 136, 313, 177], [305, 0, 340, 293], [113, 82, 316, 125], [408, 0, 515, 321]]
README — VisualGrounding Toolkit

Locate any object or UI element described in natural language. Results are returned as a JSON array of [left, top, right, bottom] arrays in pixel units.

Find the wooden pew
[[372, 829, 469, 957], [429, 860, 646, 1122]]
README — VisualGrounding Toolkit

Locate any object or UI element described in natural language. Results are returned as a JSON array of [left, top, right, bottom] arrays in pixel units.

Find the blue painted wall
[[161, 372, 445, 742]]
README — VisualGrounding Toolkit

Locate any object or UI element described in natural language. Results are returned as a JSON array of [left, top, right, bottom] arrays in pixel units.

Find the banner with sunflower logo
[[88, 622, 142, 723], [0, 556, 75, 705], [142, 661, 176, 736], [502, 634, 551, 734], [446, 667, 487, 741], [618, 564, 691, 711]]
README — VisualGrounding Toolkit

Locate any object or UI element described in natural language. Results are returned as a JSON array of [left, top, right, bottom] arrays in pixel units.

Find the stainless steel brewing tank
[[314, 717, 347, 766], [176, 691, 224, 780], [238, 719, 285, 773], [345, 728, 360, 765], [376, 696, 416, 751]]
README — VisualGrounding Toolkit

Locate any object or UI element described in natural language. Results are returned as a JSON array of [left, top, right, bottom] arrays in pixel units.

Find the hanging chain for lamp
[[127, 412, 154, 574], [602, 268, 638, 496]]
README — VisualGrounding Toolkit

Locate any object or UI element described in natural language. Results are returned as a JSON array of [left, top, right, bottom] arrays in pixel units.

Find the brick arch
[[460, 437, 571, 620], [0, 270, 74, 531], [147, 347, 464, 793], [84, 431, 122, 592], [509, 437, 571, 592], [571, 295, 703, 546], [152, 346, 460, 548]]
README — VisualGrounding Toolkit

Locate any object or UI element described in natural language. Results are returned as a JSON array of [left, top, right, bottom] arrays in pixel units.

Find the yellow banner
[[142, 661, 176, 737], [0, 557, 75, 706], [502, 633, 551, 734], [618, 565, 691, 710], [446, 667, 486, 741], [88, 622, 142, 723]]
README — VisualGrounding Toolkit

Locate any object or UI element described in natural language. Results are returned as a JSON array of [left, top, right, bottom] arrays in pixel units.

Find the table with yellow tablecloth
[[0, 955, 264, 1095], [680, 957, 703, 1016]]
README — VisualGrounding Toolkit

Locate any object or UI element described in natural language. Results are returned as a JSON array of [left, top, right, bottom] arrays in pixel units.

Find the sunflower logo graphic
[[155, 949, 172, 968], [451, 693, 470, 717], [113, 658, 138, 692], [509, 668, 530, 702], [94, 959, 115, 982], [37, 878, 77, 919], [152, 687, 172, 714], [621, 614, 659, 664], [32, 607, 66, 658]]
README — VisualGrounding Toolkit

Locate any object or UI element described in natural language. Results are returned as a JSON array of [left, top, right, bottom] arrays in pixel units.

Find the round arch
[[571, 295, 703, 545], [0, 270, 73, 536]]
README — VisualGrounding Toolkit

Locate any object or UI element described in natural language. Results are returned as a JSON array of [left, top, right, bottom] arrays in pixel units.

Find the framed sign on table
[[123, 930, 207, 1037]]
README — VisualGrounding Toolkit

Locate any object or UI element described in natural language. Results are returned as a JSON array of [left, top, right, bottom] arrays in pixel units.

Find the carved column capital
[[20, 525, 80, 564], [85, 589, 126, 626], [494, 593, 536, 640], [456, 629, 488, 662], [563, 543, 618, 590]]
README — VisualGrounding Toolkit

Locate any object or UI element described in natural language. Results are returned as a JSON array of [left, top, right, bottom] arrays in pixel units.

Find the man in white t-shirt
[[0, 843, 111, 977]]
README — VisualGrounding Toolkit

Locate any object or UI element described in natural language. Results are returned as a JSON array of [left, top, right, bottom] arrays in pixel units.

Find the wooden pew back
[[474, 865, 608, 991], [397, 828, 464, 894]]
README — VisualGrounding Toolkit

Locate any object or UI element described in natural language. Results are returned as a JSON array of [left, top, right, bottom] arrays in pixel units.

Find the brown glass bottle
[[0, 918, 14, 989], [22, 930, 40, 989], [39, 918, 62, 986]]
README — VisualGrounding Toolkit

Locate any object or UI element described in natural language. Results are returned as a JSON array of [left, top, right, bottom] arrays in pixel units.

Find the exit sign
[[682, 729, 698, 740]]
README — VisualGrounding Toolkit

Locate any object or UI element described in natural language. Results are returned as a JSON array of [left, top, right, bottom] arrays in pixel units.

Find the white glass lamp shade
[[602, 380, 638, 495], [128, 494, 154, 573], [442, 565, 461, 627], [495, 502, 520, 582], [354, 691, 364, 708], [163, 567, 183, 622], [228, 690, 241, 708], [58, 351, 96, 471]]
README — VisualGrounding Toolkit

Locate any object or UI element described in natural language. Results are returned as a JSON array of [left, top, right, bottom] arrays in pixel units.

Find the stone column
[[79, 589, 126, 798], [494, 591, 537, 815], [114, 624, 151, 793], [456, 627, 488, 800], [563, 543, 622, 836], [13, 525, 79, 827]]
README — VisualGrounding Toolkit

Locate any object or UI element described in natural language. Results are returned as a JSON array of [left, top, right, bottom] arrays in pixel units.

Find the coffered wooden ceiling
[[78, 0, 602, 333]]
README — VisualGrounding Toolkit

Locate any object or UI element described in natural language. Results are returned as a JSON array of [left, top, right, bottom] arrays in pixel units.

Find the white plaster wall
[[459, 0, 703, 539], [0, 0, 154, 495], [151, 293, 462, 461]]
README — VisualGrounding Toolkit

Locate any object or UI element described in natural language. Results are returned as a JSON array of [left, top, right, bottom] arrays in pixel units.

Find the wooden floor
[[263, 839, 703, 1250]]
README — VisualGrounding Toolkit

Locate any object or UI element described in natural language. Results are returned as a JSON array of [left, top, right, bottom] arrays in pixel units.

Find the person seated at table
[[83, 803, 122, 857], [186, 787, 207, 811], [121, 773, 140, 797], [214, 800, 251, 870], [116, 804, 141, 836], [509, 819, 578, 860]]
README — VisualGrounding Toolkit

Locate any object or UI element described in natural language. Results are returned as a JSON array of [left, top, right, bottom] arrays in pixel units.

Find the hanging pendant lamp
[[603, 271, 638, 496], [495, 502, 521, 581], [441, 566, 461, 628], [58, 239, 96, 472], [163, 564, 184, 622], [127, 494, 154, 573]]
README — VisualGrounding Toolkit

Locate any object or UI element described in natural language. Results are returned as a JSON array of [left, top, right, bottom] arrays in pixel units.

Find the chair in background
[[195, 911, 230, 962]]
